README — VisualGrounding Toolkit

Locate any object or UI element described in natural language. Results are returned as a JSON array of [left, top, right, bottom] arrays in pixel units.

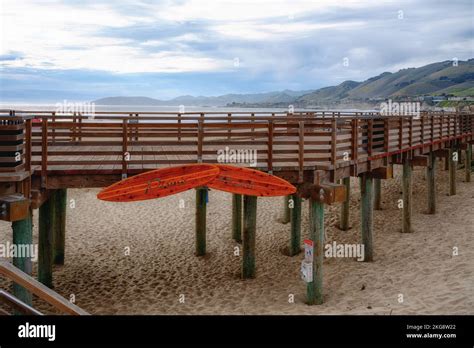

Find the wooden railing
[[0, 261, 88, 315], [0, 111, 472, 181]]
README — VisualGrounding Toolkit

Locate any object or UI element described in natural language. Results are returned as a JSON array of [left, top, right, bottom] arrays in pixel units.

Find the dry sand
[[0, 160, 473, 314]]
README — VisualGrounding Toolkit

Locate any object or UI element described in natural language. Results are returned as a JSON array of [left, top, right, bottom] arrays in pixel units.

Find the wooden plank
[[0, 290, 42, 315], [0, 261, 88, 315]]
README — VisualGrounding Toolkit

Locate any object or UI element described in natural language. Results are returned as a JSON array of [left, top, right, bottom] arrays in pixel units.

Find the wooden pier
[[0, 109, 472, 309]]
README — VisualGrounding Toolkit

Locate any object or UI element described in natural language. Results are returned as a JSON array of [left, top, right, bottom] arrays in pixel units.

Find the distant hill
[[296, 59, 474, 106], [93, 59, 474, 108], [93, 89, 314, 107]]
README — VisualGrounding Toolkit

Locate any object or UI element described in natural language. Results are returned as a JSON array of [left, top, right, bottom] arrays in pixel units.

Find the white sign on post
[[300, 260, 313, 283], [304, 239, 314, 262]]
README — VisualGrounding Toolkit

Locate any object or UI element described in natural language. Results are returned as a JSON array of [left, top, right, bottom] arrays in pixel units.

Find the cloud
[[0, 0, 473, 101]]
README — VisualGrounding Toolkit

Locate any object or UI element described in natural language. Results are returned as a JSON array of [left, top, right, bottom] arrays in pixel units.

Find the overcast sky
[[0, 0, 473, 102]]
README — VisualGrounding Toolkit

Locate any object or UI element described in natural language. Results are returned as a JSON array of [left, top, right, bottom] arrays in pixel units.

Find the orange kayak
[[207, 164, 296, 197], [97, 164, 219, 202]]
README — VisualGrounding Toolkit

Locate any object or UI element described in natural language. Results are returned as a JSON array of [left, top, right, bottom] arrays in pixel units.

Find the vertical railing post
[[331, 118, 337, 168], [352, 118, 359, 165], [299, 121, 305, 182], [122, 119, 128, 178], [78, 113, 83, 141], [41, 118, 48, 188], [25, 119, 32, 173], [398, 117, 403, 151], [197, 117, 203, 163], [267, 120, 273, 173], [51, 112, 56, 145], [178, 113, 182, 142], [227, 113, 231, 140]]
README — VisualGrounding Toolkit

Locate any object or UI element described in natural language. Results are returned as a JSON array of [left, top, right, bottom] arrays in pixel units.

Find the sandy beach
[[0, 161, 472, 315]]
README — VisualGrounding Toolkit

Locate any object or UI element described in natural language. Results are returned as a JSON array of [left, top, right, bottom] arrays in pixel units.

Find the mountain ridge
[[93, 59, 474, 107]]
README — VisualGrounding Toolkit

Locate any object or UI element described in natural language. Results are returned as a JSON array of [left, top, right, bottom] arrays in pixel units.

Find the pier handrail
[[0, 290, 43, 315], [0, 261, 89, 315]]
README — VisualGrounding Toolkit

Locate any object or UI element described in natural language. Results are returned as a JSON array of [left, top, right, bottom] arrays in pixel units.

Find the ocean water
[[0, 103, 371, 114]]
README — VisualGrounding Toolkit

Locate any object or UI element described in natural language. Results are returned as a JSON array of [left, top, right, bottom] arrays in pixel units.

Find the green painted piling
[[242, 195, 257, 279], [12, 209, 33, 306]]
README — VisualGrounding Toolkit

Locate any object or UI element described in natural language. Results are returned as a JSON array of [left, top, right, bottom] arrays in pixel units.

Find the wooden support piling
[[374, 178, 382, 210], [289, 194, 301, 256], [427, 152, 436, 214], [360, 174, 374, 261], [307, 198, 324, 305], [195, 187, 207, 256], [402, 159, 413, 233], [281, 195, 291, 224], [242, 195, 257, 279], [339, 177, 350, 230], [53, 189, 67, 265], [449, 148, 456, 196], [38, 194, 56, 287], [12, 209, 33, 306], [466, 144, 472, 182], [231, 193, 242, 243]]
